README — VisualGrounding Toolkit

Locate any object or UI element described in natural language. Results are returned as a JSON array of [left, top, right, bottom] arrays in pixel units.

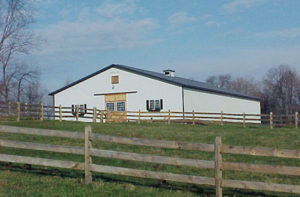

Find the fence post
[[168, 110, 171, 125], [8, 102, 11, 115], [270, 112, 273, 129], [100, 111, 104, 123], [243, 112, 246, 128], [76, 105, 79, 121], [220, 111, 224, 126], [215, 136, 222, 197], [16, 102, 20, 122], [59, 105, 62, 122], [295, 112, 298, 129], [138, 109, 141, 124], [93, 107, 97, 123], [40, 103, 44, 121], [84, 125, 93, 184], [192, 110, 195, 125]]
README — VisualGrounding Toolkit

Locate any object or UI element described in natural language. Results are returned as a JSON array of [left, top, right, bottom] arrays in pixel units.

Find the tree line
[[206, 65, 300, 114]]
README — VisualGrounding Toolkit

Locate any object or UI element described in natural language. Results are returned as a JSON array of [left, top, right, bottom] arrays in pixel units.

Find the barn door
[[105, 93, 127, 123]]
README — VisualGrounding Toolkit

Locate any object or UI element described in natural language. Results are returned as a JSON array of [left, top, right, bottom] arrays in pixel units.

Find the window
[[79, 104, 87, 116], [155, 100, 160, 111], [72, 104, 87, 117], [146, 99, 163, 111], [106, 102, 126, 111], [111, 76, 119, 84], [117, 102, 125, 111], [150, 100, 155, 111], [106, 102, 115, 111]]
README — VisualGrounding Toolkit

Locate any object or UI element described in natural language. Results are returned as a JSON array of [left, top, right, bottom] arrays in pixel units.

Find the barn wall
[[183, 88, 261, 120], [54, 67, 183, 121]]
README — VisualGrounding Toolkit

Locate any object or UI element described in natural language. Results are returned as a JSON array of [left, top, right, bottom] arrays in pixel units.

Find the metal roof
[[49, 64, 260, 101]]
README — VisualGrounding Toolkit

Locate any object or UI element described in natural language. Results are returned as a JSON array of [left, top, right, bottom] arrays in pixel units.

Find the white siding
[[183, 88, 261, 114], [54, 67, 183, 121]]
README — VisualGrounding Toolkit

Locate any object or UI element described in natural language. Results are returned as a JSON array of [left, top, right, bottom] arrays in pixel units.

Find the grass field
[[0, 120, 299, 197]]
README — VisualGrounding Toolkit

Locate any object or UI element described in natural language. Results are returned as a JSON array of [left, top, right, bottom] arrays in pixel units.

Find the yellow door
[[105, 93, 127, 123]]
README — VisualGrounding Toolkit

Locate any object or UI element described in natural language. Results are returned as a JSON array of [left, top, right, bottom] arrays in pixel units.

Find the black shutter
[[84, 104, 87, 113], [72, 105, 74, 113], [160, 99, 163, 110], [146, 100, 149, 111]]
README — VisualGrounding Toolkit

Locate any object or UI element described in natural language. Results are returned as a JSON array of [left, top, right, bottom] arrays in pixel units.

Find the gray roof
[[49, 64, 260, 101]]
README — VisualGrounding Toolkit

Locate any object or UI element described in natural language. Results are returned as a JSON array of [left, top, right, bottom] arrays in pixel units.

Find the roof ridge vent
[[163, 69, 175, 77]]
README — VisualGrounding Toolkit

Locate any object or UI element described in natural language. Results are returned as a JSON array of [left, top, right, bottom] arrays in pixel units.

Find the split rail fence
[[0, 102, 299, 128], [0, 125, 299, 196]]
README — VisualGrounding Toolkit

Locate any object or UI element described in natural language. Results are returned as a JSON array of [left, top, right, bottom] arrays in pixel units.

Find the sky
[[27, 0, 300, 92]]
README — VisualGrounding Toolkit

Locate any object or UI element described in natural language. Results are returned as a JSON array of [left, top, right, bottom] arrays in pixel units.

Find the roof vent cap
[[163, 69, 175, 77]]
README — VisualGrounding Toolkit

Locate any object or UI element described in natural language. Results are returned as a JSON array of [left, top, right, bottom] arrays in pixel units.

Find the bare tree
[[206, 74, 232, 89], [230, 77, 262, 97], [296, 78, 300, 106], [0, 62, 18, 101], [263, 65, 298, 114], [13, 63, 39, 102], [23, 82, 44, 104], [0, 0, 35, 102]]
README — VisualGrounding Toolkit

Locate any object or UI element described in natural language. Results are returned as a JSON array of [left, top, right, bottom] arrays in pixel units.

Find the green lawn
[[0, 120, 299, 197]]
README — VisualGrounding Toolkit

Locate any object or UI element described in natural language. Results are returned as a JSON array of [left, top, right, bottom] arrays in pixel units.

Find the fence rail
[[0, 125, 299, 196], [0, 102, 299, 128]]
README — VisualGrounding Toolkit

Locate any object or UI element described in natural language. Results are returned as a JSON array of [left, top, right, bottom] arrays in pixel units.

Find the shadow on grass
[[0, 163, 288, 197]]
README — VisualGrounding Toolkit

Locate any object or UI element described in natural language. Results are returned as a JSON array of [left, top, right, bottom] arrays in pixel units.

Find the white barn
[[49, 64, 261, 121]]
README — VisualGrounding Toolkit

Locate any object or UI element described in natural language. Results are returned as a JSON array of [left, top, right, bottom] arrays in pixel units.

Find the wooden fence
[[0, 102, 299, 128], [0, 125, 299, 196]]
